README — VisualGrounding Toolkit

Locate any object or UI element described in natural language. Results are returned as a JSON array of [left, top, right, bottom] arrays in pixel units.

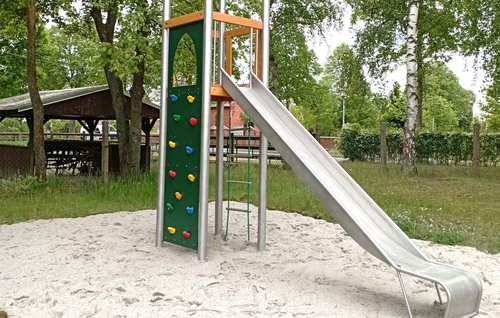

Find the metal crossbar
[[226, 207, 251, 213]]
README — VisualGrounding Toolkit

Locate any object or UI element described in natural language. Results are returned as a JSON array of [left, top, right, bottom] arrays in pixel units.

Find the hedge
[[339, 128, 500, 166]]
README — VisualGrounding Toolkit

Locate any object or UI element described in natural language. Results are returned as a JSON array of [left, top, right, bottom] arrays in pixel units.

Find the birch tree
[[402, 0, 419, 175]]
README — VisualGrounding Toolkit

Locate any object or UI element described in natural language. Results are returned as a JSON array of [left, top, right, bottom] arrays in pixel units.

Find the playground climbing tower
[[156, 0, 271, 260], [155, 3, 483, 318]]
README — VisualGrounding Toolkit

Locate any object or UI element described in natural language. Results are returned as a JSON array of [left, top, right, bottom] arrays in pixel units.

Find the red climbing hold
[[189, 117, 198, 126], [182, 231, 191, 239], [169, 170, 176, 178]]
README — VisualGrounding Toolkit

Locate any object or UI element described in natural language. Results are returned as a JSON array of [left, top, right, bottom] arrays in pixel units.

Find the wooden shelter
[[0, 86, 159, 177]]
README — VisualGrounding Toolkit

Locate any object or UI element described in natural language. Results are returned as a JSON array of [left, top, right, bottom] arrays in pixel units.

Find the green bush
[[339, 127, 500, 165]]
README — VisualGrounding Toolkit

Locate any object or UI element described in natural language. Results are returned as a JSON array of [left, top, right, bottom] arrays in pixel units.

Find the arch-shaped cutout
[[172, 33, 197, 87]]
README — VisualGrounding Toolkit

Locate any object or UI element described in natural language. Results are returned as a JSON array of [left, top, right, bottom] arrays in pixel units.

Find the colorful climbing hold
[[169, 141, 176, 149], [189, 117, 198, 126], [187, 174, 195, 183], [186, 206, 194, 215], [170, 94, 178, 102], [185, 146, 193, 155], [182, 231, 191, 239], [167, 226, 176, 234], [175, 192, 182, 200], [173, 114, 181, 122], [187, 95, 195, 103], [166, 203, 174, 211], [169, 170, 176, 178]]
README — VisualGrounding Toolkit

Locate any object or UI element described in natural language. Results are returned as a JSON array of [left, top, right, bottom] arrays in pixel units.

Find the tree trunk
[[402, 0, 419, 176], [90, 3, 143, 176], [380, 121, 388, 169], [416, 29, 424, 128], [26, 0, 46, 181], [472, 122, 480, 176], [127, 57, 146, 175], [103, 65, 130, 175], [315, 120, 321, 142]]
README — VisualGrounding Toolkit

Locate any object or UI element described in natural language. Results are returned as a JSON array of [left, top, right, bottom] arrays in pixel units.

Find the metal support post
[[435, 283, 443, 304], [396, 271, 414, 318], [198, 0, 214, 260], [257, 0, 270, 251], [156, 0, 171, 247], [214, 0, 226, 237]]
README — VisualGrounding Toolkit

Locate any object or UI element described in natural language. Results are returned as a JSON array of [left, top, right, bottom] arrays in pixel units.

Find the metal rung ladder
[[225, 126, 252, 241]]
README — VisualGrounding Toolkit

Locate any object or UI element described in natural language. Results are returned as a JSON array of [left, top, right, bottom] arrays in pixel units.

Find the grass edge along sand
[[0, 162, 498, 253]]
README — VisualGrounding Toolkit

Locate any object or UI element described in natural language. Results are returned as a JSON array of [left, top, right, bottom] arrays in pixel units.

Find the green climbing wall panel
[[163, 21, 204, 250]]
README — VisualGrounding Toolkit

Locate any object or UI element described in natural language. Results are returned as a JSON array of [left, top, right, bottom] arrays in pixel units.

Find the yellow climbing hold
[[175, 192, 182, 200], [187, 174, 195, 183], [167, 226, 176, 234], [169, 140, 176, 149], [187, 95, 195, 103]]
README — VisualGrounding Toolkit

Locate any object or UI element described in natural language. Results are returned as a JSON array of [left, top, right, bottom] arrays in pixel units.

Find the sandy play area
[[1, 202, 499, 317]]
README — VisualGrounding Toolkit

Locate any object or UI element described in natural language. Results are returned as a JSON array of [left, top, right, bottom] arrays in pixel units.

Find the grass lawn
[[0, 162, 498, 253]]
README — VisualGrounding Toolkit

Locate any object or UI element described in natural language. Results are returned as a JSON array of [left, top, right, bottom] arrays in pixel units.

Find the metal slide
[[221, 70, 482, 318]]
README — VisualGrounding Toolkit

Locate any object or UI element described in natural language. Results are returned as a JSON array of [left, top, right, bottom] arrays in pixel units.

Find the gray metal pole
[[257, 0, 270, 251], [198, 1, 213, 260], [156, 0, 171, 247], [214, 0, 226, 237]]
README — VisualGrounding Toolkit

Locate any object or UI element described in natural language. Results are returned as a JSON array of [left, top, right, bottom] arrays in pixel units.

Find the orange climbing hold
[[175, 192, 182, 200], [167, 226, 176, 234], [187, 174, 195, 182]]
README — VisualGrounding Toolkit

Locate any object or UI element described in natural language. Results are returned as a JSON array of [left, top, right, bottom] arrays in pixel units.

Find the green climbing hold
[[173, 114, 181, 122], [166, 203, 174, 211]]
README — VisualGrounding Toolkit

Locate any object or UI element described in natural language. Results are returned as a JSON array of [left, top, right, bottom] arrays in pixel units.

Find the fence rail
[[0, 131, 338, 178]]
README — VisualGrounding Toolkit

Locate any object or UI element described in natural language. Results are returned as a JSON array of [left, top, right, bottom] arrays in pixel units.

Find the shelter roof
[[0, 86, 159, 120]]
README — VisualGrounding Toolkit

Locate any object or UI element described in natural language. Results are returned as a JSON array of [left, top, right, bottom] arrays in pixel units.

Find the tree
[[347, 0, 464, 175], [481, 87, 500, 132], [0, 3, 29, 99], [26, 0, 46, 180], [347, 0, 461, 112], [291, 80, 339, 136], [58, 0, 161, 176], [458, 0, 500, 102], [226, 1, 341, 109], [402, 0, 419, 176], [269, 22, 320, 109], [422, 62, 474, 131], [383, 82, 407, 129], [44, 26, 106, 89], [324, 44, 376, 129]]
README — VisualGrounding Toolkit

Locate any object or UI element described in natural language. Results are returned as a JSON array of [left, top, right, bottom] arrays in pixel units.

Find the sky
[[308, 11, 487, 116]]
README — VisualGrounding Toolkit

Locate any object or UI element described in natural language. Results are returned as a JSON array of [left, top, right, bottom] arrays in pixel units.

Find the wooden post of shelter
[[101, 120, 109, 183]]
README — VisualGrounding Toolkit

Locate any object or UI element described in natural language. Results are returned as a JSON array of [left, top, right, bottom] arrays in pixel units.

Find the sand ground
[[1, 202, 498, 317]]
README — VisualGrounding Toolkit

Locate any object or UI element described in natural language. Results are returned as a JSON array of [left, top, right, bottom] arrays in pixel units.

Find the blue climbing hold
[[185, 146, 193, 155], [170, 94, 178, 102], [186, 206, 194, 215]]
